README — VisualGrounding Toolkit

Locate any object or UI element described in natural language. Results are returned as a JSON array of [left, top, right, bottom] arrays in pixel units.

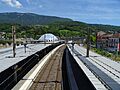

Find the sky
[[0, 0, 120, 26]]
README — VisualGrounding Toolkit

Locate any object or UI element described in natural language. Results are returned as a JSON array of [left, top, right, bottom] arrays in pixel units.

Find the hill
[[89, 24, 120, 33], [0, 12, 72, 25], [0, 12, 120, 41]]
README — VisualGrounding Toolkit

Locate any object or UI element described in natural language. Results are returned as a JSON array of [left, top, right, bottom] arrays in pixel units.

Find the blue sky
[[0, 0, 120, 26]]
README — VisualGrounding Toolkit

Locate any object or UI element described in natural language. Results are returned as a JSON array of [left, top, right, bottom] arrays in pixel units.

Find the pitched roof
[[112, 33, 120, 38], [97, 31, 106, 36]]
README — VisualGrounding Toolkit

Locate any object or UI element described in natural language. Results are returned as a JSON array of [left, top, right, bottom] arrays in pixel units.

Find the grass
[[111, 54, 120, 61], [81, 44, 120, 62], [91, 47, 120, 62]]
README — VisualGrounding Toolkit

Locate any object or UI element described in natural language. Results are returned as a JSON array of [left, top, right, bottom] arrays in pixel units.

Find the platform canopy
[[38, 33, 58, 42]]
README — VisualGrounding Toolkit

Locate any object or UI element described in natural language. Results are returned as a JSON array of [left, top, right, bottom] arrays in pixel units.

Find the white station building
[[38, 33, 58, 42]]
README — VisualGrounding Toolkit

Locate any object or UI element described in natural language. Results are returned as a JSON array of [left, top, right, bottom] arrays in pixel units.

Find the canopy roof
[[38, 33, 58, 41]]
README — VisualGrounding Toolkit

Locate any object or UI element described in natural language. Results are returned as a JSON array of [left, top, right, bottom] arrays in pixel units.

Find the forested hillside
[[0, 12, 72, 25], [0, 12, 120, 42]]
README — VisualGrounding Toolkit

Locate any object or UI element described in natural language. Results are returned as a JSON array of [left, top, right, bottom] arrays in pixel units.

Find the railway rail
[[29, 45, 65, 90], [75, 45, 120, 80], [72, 44, 120, 90]]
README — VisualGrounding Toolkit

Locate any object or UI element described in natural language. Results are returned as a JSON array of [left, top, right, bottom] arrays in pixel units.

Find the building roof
[[38, 33, 58, 41], [112, 33, 120, 38], [97, 31, 106, 36], [97, 31, 120, 39], [101, 34, 113, 38]]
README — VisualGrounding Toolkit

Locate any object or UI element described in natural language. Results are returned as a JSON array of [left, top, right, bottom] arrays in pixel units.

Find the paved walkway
[[0, 44, 50, 73]]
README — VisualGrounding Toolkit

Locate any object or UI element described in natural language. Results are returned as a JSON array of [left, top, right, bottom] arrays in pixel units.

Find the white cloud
[[2, 0, 22, 8]]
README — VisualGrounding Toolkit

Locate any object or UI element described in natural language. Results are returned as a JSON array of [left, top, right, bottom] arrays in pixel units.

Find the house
[[108, 33, 120, 52], [96, 31, 120, 52]]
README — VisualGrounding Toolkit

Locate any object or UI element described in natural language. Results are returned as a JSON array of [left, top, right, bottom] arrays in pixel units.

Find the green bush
[[92, 48, 112, 58]]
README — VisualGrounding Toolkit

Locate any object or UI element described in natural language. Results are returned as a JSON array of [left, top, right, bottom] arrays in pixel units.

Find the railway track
[[29, 45, 65, 90], [72, 44, 120, 89], [75, 45, 120, 79]]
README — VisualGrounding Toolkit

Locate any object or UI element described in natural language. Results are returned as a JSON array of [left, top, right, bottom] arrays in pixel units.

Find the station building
[[38, 33, 58, 42]]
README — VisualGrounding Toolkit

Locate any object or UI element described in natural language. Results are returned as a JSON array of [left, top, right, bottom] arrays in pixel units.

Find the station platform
[[69, 44, 120, 90], [0, 44, 50, 73]]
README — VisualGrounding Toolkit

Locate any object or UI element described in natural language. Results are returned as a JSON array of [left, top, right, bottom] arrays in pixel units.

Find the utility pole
[[44, 34, 46, 45], [86, 27, 90, 57], [24, 43, 27, 53], [12, 26, 16, 57], [24, 30, 27, 53]]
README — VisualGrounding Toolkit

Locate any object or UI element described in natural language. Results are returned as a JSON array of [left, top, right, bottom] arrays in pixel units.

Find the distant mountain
[[89, 24, 120, 33], [0, 12, 72, 25]]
